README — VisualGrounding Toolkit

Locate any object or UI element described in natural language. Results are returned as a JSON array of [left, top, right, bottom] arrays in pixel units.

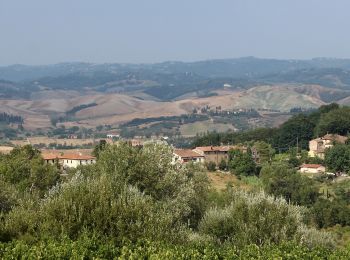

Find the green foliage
[[193, 128, 276, 147], [312, 198, 350, 228], [273, 114, 315, 150], [199, 189, 334, 248], [92, 139, 107, 158], [206, 161, 216, 171], [4, 175, 183, 243], [1, 239, 349, 259], [0, 181, 18, 213], [229, 149, 256, 176], [0, 145, 60, 195], [218, 158, 228, 171], [253, 141, 275, 163], [325, 144, 350, 173], [0, 142, 346, 257], [315, 107, 350, 136], [260, 162, 319, 206]]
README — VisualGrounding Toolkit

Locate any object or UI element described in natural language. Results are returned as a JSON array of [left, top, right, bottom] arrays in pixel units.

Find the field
[[10, 137, 108, 147], [208, 171, 263, 191], [0, 84, 336, 130], [0, 146, 14, 154]]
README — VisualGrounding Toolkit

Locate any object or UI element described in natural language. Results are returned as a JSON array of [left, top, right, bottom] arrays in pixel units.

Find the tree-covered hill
[[2, 57, 350, 101]]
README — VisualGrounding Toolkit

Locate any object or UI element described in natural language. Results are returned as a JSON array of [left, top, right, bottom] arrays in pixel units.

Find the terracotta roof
[[42, 153, 95, 160], [195, 146, 240, 152], [301, 164, 323, 169], [61, 154, 96, 160], [174, 149, 204, 158], [322, 134, 348, 143], [42, 154, 60, 160]]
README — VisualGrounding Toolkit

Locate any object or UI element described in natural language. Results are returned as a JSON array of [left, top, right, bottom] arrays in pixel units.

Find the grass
[[207, 171, 262, 192]]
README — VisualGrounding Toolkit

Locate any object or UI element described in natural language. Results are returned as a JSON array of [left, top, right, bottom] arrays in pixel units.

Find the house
[[299, 164, 326, 174], [172, 149, 204, 164], [106, 133, 120, 139], [193, 145, 245, 165], [309, 134, 348, 158], [42, 153, 96, 168]]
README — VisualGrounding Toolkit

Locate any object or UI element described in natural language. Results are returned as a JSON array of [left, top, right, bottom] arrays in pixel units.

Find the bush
[[206, 161, 216, 171], [199, 190, 333, 248]]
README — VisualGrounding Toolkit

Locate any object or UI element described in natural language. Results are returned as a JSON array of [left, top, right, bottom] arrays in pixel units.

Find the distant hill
[[1, 57, 350, 101], [2, 57, 350, 130]]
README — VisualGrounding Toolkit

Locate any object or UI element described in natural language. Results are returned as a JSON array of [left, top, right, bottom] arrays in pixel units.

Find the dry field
[[0, 84, 330, 130], [0, 146, 14, 154], [208, 172, 239, 191], [11, 137, 105, 147]]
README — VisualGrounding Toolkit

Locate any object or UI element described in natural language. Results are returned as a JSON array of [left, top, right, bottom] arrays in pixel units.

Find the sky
[[0, 0, 349, 65]]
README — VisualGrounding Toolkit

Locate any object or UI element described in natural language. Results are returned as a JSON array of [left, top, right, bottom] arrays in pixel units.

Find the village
[[1, 132, 348, 183]]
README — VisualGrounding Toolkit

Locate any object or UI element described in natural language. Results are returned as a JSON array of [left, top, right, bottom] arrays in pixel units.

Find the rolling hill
[[1, 57, 350, 130]]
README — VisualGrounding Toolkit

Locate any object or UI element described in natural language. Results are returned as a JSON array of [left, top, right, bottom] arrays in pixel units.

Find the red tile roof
[[301, 164, 323, 169], [61, 154, 95, 160], [42, 154, 60, 160], [42, 153, 95, 160], [322, 134, 348, 143], [174, 149, 204, 158], [195, 146, 241, 152]]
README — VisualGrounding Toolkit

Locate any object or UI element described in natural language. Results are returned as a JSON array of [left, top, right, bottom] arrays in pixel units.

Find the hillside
[[1, 58, 350, 130], [0, 84, 340, 130]]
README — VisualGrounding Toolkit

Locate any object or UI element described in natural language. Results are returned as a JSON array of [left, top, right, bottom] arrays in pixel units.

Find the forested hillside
[[193, 103, 350, 150], [2, 57, 350, 101]]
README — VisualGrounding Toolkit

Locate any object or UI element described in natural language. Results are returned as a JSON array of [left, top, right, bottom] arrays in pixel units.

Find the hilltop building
[[193, 145, 246, 165], [309, 134, 348, 159]]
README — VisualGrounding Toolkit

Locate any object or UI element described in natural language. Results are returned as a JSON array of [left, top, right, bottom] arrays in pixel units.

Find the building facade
[[172, 149, 204, 164], [309, 134, 348, 159], [42, 153, 96, 168]]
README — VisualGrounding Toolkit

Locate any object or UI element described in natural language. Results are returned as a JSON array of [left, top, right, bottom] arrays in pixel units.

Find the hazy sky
[[0, 0, 349, 65]]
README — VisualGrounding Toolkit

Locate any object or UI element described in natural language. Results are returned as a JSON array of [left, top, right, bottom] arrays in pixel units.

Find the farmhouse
[[299, 164, 326, 174], [107, 133, 120, 139], [42, 153, 96, 168], [193, 145, 245, 165], [309, 134, 348, 159], [172, 149, 204, 164]]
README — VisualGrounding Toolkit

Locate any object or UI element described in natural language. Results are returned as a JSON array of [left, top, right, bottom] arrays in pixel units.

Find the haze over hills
[[1, 57, 350, 129]]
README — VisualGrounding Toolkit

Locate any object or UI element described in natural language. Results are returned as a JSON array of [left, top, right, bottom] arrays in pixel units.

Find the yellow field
[[0, 146, 14, 154], [11, 137, 107, 147]]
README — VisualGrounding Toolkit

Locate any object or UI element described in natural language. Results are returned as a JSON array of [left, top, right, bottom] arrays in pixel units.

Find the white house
[[107, 133, 120, 139], [43, 153, 96, 168], [299, 164, 326, 174]]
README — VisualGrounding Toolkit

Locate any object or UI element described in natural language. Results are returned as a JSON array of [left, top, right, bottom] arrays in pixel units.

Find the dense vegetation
[[193, 103, 350, 151], [1, 138, 350, 257], [1, 103, 350, 257], [0, 112, 23, 125], [66, 103, 97, 115]]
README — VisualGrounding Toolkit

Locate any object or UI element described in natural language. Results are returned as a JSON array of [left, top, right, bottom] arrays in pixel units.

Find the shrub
[[199, 190, 333, 248], [206, 161, 216, 171]]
